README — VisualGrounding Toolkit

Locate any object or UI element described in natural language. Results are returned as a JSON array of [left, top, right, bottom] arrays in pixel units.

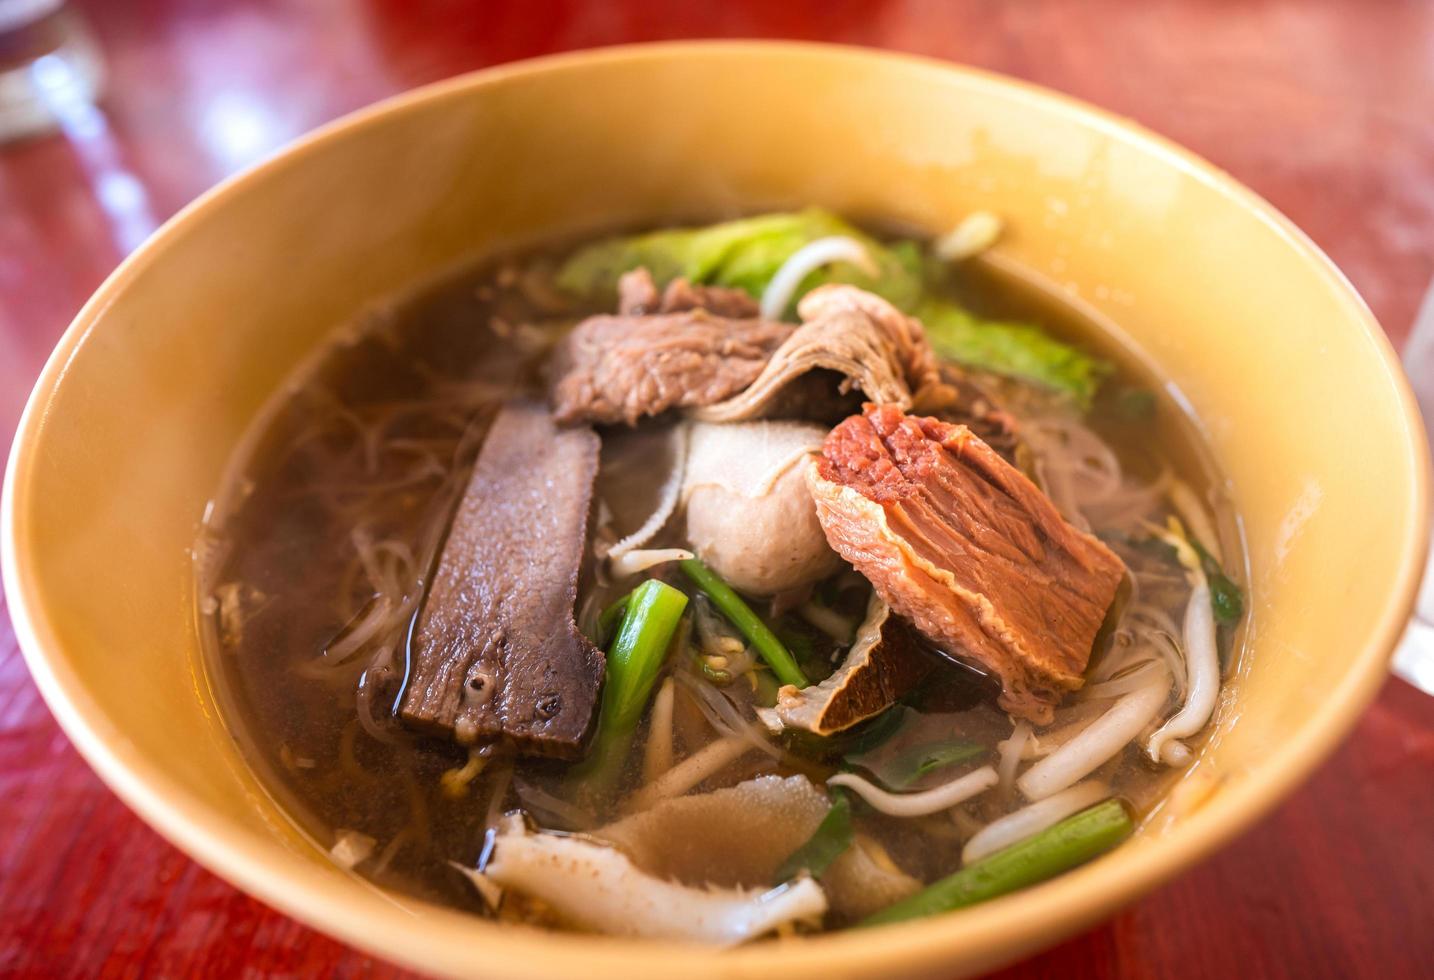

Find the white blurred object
[[0, 1, 103, 143], [1393, 277, 1434, 695]]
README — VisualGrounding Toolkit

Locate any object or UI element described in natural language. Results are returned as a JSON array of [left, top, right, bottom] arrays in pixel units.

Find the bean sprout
[[760, 237, 877, 320], [1017, 667, 1171, 800], [1147, 574, 1219, 765], [607, 424, 689, 563], [934, 211, 1003, 262], [609, 548, 694, 578], [624, 736, 757, 812], [996, 721, 1032, 790], [828, 766, 998, 817], [643, 677, 676, 782], [961, 781, 1110, 864]]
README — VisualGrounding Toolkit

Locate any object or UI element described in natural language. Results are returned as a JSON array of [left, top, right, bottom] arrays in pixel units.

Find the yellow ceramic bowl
[[3, 42, 1427, 979]]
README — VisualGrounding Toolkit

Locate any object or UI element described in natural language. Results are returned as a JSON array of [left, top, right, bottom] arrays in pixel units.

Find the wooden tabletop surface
[[2, 1, 1432, 977]]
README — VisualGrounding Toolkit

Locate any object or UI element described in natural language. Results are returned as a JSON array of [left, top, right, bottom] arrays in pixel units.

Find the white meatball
[[683, 421, 841, 595]]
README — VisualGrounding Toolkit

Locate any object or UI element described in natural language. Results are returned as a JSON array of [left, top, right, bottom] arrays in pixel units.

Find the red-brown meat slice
[[549, 309, 793, 426], [808, 404, 1126, 723], [615, 267, 761, 319], [398, 399, 605, 758]]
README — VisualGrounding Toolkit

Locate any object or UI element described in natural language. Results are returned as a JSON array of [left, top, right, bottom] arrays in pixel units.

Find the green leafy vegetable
[[852, 739, 988, 789], [916, 298, 1113, 407], [680, 558, 808, 689], [556, 208, 924, 314], [860, 799, 1133, 926], [1190, 539, 1244, 625], [774, 791, 853, 882], [559, 208, 1113, 405], [574, 579, 688, 793]]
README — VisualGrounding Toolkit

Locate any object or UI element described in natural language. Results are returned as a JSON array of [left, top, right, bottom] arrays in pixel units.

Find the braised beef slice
[[398, 399, 604, 757], [808, 404, 1125, 724], [616, 268, 762, 319], [938, 366, 1022, 463], [758, 594, 932, 736], [615, 268, 662, 315], [556, 277, 1022, 447], [550, 308, 793, 426]]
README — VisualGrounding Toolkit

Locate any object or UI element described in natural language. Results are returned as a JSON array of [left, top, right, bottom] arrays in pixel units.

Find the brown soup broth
[[195, 230, 1244, 924]]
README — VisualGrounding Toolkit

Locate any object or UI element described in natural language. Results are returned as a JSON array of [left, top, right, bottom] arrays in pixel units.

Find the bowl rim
[[3, 39, 1429, 977]]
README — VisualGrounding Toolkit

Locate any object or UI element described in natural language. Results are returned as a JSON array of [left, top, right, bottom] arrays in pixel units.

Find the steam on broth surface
[[196, 211, 1245, 940]]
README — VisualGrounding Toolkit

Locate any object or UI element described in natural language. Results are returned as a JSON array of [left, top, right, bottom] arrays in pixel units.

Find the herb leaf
[[774, 790, 853, 882], [1189, 539, 1245, 625], [839, 706, 908, 756], [885, 740, 988, 788]]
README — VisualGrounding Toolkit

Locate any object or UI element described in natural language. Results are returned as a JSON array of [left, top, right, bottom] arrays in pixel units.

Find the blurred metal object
[[1393, 277, 1434, 694], [0, 0, 102, 143]]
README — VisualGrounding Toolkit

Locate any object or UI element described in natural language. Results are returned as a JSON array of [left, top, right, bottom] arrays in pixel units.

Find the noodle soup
[[195, 211, 1245, 940]]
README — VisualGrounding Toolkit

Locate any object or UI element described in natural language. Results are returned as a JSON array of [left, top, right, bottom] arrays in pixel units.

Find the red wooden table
[[3, 2, 1432, 977]]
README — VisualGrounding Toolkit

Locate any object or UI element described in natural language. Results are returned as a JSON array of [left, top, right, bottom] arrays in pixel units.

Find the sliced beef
[[617, 267, 762, 319], [691, 286, 947, 423], [615, 267, 662, 315], [554, 278, 1020, 440], [549, 308, 793, 426], [757, 595, 932, 735], [398, 399, 604, 758], [939, 366, 1022, 463], [807, 404, 1125, 724]]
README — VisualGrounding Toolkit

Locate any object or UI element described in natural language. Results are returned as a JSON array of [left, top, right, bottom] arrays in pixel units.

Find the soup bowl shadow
[[2, 42, 1427, 979]]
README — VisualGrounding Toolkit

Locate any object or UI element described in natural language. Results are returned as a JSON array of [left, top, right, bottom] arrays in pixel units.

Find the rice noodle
[[961, 781, 1110, 865], [319, 596, 393, 665], [1147, 575, 1219, 766], [354, 659, 401, 744], [827, 766, 999, 818], [1079, 657, 1164, 701], [760, 237, 877, 320], [1025, 417, 1126, 528], [624, 736, 756, 812], [996, 721, 1032, 790], [675, 672, 783, 761], [372, 826, 415, 876], [797, 601, 856, 643], [483, 763, 513, 832], [643, 677, 676, 782], [515, 779, 594, 830], [1167, 478, 1223, 563], [607, 424, 689, 562], [1017, 666, 1172, 800], [1144, 630, 1188, 699]]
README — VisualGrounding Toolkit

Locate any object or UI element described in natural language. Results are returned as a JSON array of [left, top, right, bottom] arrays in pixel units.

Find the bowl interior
[[4, 43, 1425, 980]]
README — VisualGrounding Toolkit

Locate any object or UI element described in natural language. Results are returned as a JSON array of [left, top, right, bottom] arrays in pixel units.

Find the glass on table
[[0, 0, 102, 144], [1394, 278, 1434, 695]]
